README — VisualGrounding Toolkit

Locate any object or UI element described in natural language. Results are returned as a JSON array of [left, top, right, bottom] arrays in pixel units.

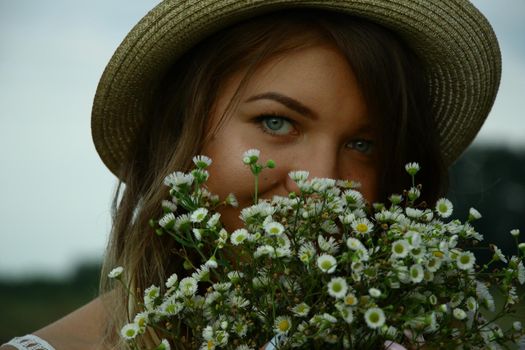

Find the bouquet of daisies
[[111, 150, 525, 350]]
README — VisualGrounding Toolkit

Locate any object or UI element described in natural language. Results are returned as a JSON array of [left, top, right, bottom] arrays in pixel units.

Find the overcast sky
[[0, 0, 524, 279]]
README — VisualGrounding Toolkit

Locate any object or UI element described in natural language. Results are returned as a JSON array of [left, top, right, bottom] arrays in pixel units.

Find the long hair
[[99, 9, 446, 348]]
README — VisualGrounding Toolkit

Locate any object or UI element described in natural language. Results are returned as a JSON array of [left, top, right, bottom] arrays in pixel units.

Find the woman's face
[[201, 44, 380, 230]]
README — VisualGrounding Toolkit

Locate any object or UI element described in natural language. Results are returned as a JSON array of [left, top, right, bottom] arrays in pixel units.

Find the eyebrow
[[244, 92, 316, 119]]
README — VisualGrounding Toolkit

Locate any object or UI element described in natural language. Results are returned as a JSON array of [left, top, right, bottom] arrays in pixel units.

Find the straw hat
[[92, 0, 501, 178]]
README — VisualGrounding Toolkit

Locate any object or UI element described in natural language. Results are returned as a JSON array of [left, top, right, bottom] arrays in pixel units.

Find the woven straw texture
[[92, 0, 501, 178]]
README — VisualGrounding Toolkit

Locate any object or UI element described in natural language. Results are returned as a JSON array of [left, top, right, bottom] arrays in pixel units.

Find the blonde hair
[[99, 9, 445, 349]]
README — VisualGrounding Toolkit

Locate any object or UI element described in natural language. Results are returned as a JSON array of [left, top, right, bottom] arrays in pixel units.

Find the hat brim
[[92, 0, 501, 178]]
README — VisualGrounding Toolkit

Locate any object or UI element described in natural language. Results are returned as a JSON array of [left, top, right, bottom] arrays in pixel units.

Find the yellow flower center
[[433, 251, 444, 258], [345, 295, 357, 305], [278, 319, 290, 332], [356, 223, 368, 233]]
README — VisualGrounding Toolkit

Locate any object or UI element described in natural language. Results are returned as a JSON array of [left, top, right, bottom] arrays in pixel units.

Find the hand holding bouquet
[[111, 150, 525, 349]]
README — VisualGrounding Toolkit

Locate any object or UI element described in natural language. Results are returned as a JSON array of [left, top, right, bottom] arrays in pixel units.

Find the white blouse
[[3, 335, 56, 350]]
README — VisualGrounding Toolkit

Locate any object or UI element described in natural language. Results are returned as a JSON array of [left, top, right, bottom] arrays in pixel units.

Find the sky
[[0, 0, 524, 279]]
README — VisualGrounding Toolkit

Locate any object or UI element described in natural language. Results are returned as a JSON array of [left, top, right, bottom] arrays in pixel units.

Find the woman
[[2, 0, 500, 349]]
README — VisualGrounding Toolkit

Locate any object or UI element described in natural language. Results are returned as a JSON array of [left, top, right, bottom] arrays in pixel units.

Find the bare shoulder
[[2, 297, 109, 350]]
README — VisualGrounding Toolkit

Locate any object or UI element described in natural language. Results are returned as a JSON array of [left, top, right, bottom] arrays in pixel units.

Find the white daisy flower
[[133, 311, 148, 330], [191, 169, 209, 182], [453, 308, 467, 320], [405, 207, 424, 219], [318, 235, 339, 254], [164, 171, 194, 189], [192, 264, 210, 281], [215, 330, 229, 346], [213, 282, 232, 292], [518, 261, 525, 285], [508, 286, 518, 305], [225, 193, 238, 207], [322, 313, 338, 323], [340, 213, 356, 224], [298, 242, 316, 263], [159, 213, 176, 229], [425, 257, 442, 272], [190, 208, 208, 223], [340, 306, 354, 324], [346, 237, 365, 251], [321, 220, 340, 234], [317, 254, 337, 274], [289, 170, 309, 182], [120, 323, 140, 340], [274, 316, 292, 334], [466, 296, 478, 312], [391, 239, 410, 258], [144, 285, 159, 308], [468, 207, 482, 220], [405, 231, 421, 248], [230, 228, 249, 245], [165, 273, 178, 288], [439, 304, 448, 313], [407, 187, 421, 201], [513, 321, 522, 331], [276, 234, 291, 249], [207, 213, 221, 228], [292, 302, 311, 317], [510, 229, 520, 237], [242, 149, 260, 164], [202, 325, 214, 341], [254, 245, 276, 259], [192, 228, 203, 241], [435, 198, 453, 218], [389, 194, 403, 205], [240, 202, 275, 221], [233, 321, 248, 337], [227, 271, 244, 283], [364, 307, 386, 329], [264, 221, 285, 236], [409, 264, 424, 283], [205, 256, 218, 269], [456, 251, 476, 270], [228, 295, 250, 309], [179, 277, 198, 296], [161, 200, 177, 212], [276, 247, 292, 258], [351, 261, 364, 272], [342, 189, 364, 207], [344, 293, 358, 306], [492, 246, 508, 263], [476, 281, 495, 312], [192, 155, 212, 169], [351, 218, 374, 235], [410, 246, 426, 259], [405, 162, 420, 176], [174, 213, 191, 231], [327, 277, 348, 299], [108, 266, 124, 279], [310, 177, 336, 192], [369, 288, 381, 298]]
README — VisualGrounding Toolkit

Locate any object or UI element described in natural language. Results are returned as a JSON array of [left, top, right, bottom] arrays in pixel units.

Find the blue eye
[[258, 115, 294, 136], [346, 140, 374, 154]]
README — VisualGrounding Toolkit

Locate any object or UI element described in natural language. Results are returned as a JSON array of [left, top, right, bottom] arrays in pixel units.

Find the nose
[[284, 143, 339, 193]]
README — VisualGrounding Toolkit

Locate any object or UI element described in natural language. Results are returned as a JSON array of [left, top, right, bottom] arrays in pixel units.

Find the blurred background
[[0, 0, 524, 344]]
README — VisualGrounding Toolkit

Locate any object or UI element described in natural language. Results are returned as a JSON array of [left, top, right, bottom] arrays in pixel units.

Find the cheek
[[349, 166, 380, 203]]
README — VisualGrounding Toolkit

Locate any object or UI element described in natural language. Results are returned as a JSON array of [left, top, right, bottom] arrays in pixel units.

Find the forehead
[[214, 44, 368, 125]]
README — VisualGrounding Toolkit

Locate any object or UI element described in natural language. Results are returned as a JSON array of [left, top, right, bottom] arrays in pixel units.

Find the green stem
[[254, 173, 259, 204]]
